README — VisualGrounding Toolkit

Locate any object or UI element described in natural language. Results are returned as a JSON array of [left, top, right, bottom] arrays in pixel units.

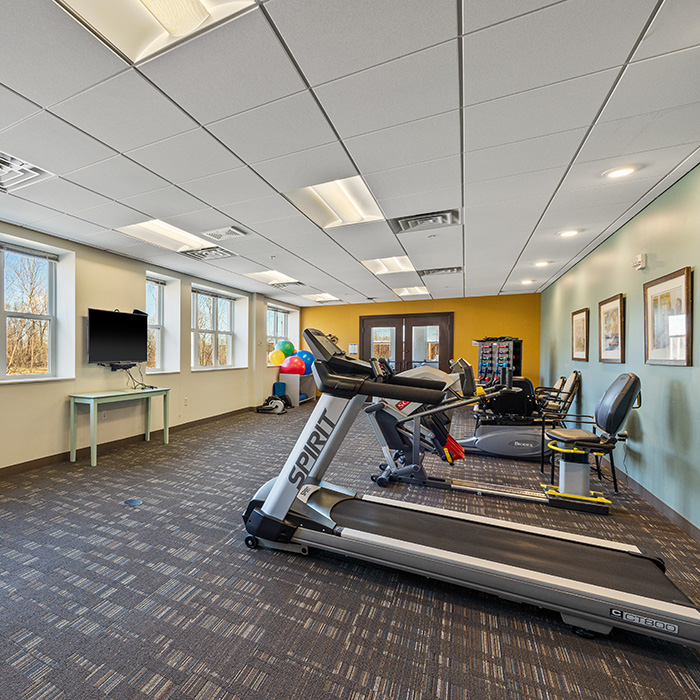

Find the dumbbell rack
[[475, 337, 523, 385]]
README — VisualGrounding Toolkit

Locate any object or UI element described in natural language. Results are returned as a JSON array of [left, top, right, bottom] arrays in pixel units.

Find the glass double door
[[359, 313, 454, 374]]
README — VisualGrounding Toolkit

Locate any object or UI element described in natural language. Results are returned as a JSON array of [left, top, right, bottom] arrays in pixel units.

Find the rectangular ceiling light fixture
[[361, 256, 415, 275], [116, 219, 209, 252], [54, 0, 256, 62], [393, 286, 430, 297], [285, 176, 384, 230], [302, 293, 340, 303], [244, 270, 299, 286]]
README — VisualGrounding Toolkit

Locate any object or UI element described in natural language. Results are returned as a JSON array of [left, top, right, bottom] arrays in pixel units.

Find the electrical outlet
[[184, 397, 188, 406], [102, 411, 107, 420]]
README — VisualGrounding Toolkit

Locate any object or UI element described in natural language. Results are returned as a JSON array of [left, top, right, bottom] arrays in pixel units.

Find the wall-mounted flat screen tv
[[87, 308, 147, 364]]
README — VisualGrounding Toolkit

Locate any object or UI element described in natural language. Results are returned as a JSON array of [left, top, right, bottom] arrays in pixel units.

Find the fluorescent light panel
[[303, 293, 340, 303], [116, 219, 210, 251], [55, 0, 256, 62], [362, 256, 415, 275], [244, 270, 298, 285], [285, 176, 383, 230], [393, 286, 429, 297]]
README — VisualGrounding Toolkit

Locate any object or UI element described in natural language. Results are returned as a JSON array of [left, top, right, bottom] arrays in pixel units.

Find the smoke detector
[[0, 152, 55, 193], [390, 209, 461, 234], [179, 246, 235, 261], [202, 226, 248, 241]]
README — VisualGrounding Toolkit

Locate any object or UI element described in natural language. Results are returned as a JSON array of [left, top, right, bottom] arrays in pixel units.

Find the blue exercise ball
[[294, 350, 315, 375]]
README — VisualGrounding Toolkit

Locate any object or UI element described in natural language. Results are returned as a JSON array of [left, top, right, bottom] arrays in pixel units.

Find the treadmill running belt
[[331, 498, 694, 606]]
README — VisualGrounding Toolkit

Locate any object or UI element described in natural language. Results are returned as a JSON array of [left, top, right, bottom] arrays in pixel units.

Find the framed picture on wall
[[643, 267, 693, 366], [571, 307, 589, 361], [599, 294, 625, 363]]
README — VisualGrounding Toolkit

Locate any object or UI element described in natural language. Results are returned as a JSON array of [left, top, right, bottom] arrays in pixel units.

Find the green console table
[[69, 388, 170, 466]]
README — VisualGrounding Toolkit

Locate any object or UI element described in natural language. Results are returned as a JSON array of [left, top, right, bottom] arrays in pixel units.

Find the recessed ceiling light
[[534, 261, 549, 267], [362, 256, 415, 275], [521, 279, 534, 285], [55, 0, 256, 62], [558, 230, 579, 238], [393, 286, 429, 297], [116, 219, 209, 252], [244, 270, 298, 286], [302, 293, 339, 303], [285, 176, 383, 230], [603, 166, 637, 179]]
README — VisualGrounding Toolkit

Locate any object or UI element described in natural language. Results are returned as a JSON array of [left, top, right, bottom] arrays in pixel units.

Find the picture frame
[[571, 307, 589, 362], [643, 267, 693, 366], [599, 294, 625, 363]]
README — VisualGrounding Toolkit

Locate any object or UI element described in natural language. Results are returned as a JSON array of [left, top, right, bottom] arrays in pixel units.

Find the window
[[192, 288, 234, 368], [146, 278, 164, 370], [1, 244, 56, 378], [267, 306, 289, 355]]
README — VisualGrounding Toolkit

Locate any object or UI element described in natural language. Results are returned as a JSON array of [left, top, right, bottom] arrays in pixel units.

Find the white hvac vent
[[179, 246, 235, 261], [269, 281, 305, 289], [0, 152, 55, 193], [391, 209, 461, 233], [202, 226, 248, 241], [418, 266, 463, 276]]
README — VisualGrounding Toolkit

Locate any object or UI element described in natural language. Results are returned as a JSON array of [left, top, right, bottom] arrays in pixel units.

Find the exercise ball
[[275, 339, 295, 357], [269, 349, 286, 366], [280, 355, 305, 375], [294, 350, 315, 375]]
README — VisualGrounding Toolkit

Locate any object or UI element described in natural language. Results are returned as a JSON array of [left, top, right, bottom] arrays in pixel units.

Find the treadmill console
[[303, 328, 373, 377]]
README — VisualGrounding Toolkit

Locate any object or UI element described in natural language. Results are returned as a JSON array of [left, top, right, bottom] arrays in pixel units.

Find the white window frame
[[146, 277, 164, 371], [267, 305, 290, 357], [191, 288, 235, 369], [0, 243, 57, 380]]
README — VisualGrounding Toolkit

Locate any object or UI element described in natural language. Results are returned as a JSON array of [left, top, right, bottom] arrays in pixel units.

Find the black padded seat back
[[594, 373, 641, 436], [558, 371, 581, 413], [484, 377, 536, 416]]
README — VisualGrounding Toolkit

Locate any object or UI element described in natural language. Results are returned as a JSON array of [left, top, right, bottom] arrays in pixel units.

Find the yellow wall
[[301, 294, 541, 381]]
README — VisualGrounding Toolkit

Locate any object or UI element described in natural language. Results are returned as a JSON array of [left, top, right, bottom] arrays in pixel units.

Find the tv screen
[[87, 308, 147, 364]]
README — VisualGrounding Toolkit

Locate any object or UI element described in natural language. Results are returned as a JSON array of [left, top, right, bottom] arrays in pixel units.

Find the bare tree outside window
[[191, 290, 233, 368]]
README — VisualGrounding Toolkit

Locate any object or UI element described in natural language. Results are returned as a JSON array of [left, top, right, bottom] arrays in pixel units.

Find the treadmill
[[243, 329, 700, 648]]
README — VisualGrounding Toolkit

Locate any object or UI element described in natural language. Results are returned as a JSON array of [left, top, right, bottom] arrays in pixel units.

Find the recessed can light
[[558, 230, 579, 238], [535, 261, 549, 267], [604, 166, 636, 179], [521, 279, 534, 285]]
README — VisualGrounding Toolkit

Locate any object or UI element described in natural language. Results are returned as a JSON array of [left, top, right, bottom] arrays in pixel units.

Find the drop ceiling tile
[[81, 229, 147, 251], [139, 9, 306, 124], [267, 0, 458, 85], [218, 194, 300, 225], [0, 111, 115, 175], [77, 202, 148, 229], [325, 220, 404, 260], [0, 194, 59, 225], [551, 177, 660, 211], [125, 128, 243, 183], [634, 0, 700, 61], [399, 225, 463, 270], [464, 195, 550, 233], [50, 70, 198, 152], [464, 167, 565, 207], [344, 111, 461, 175], [120, 186, 206, 219], [219, 233, 285, 258], [15, 177, 109, 213], [462, 69, 618, 151], [0, 1, 125, 107], [253, 142, 357, 192], [369, 271, 423, 288], [379, 186, 462, 219], [205, 256, 269, 275], [34, 214, 107, 240], [63, 156, 170, 200], [464, 129, 587, 182], [252, 214, 321, 240], [579, 103, 700, 162], [423, 272, 463, 298], [538, 202, 632, 231], [180, 167, 274, 207], [598, 47, 700, 123], [462, 0, 656, 105], [462, 1, 562, 34], [208, 91, 337, 164], [0, 84, 40, 132], [315, 41, 460, 139], [162, 209, 237, 235], [365, 155, 462, 201]]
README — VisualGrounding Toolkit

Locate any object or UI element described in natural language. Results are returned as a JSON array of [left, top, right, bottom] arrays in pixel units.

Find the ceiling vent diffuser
[[179, 246, 235, 261], [269, 281, 305, 289], [0, 152, 55, 193], [418, 266, 463, 276], [202, 226, 248, 241], [391, 209, 461, 234]]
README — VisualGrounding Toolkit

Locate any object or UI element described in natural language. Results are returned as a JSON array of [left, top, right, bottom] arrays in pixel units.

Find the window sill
[[146, 369, 181, 375], [1, 375, 75, 385], [191, 365, 248, 372]]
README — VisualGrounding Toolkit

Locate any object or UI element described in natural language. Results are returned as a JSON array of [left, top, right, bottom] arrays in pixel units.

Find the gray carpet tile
[[1, 402, 699, 699]]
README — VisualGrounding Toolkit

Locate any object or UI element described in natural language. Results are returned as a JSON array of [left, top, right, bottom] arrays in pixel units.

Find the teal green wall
[[541, 164, 700, 529]]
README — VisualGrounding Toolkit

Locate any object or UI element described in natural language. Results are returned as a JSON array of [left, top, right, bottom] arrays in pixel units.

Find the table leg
[[163, 392, 169, 445], [89, 401, 98, 467], [145, 397, 151, 441], [69, 397, 77, 462]]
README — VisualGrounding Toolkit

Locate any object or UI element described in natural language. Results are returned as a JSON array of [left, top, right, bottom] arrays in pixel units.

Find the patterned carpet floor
[[1, 401, 700, 699]]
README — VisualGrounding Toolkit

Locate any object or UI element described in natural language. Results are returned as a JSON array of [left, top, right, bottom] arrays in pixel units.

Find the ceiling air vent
[[390, 209, 461, 234], [202, 226, 248, 241], [179, 247, 235, 261], [269, 281, 305, 289], [417, 266, 463, 276], [0, 152, 55, 193]]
